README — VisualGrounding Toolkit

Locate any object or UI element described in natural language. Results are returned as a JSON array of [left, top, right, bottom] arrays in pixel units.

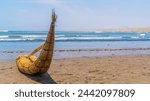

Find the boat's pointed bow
[[34, 9, 57, 74]]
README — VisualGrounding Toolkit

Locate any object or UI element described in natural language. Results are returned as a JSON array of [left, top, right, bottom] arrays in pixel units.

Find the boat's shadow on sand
[[24, 73, 57, 84]]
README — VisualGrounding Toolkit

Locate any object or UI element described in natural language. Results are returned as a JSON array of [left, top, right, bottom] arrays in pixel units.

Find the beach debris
[[16, 10, 57, 75]]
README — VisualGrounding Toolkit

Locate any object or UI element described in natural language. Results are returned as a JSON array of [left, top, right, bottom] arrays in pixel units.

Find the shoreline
[[0, 55, 150, 84], [1, 48, 150, 60], [1, 47, 150, 52]]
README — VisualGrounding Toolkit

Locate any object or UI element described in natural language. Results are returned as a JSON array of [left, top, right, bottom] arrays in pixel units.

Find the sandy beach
[[1, 55, 150, 84]]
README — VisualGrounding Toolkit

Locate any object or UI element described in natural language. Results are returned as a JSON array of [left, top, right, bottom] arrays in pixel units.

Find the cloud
[[29, 0, 63, 5]]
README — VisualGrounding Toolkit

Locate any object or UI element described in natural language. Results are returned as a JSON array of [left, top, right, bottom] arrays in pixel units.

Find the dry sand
[[0, 55, 150, 84]]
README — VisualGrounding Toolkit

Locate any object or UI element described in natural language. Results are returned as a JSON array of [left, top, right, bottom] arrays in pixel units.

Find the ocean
[[1, 31, 150, 59]]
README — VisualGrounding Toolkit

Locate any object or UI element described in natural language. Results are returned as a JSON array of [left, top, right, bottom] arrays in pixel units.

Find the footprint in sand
[[54, 71, 60, 73], [9, 67, 13, 69], [88, 70, 99, 73], [0, 67, 13, 70], [59, 64, 64, 67], [63, 74, 73, 76], [0, 68, 6, 70]]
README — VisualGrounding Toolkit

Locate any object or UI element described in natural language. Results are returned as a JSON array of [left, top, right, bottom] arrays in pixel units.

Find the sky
[[0, 0, 150, 31]]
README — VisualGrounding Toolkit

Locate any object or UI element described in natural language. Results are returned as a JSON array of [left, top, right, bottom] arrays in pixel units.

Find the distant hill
[[99, 27, 150, 32], [115, 27, 150, 32], [65, 27, 150, 32]]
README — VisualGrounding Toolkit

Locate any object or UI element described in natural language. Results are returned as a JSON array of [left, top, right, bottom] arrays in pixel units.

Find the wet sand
[[0, 55, 150, 84], [2, 48, 150, 60]]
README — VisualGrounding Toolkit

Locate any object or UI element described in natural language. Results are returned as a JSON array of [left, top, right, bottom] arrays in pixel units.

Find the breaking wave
[[0, 31, 150, 42]]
